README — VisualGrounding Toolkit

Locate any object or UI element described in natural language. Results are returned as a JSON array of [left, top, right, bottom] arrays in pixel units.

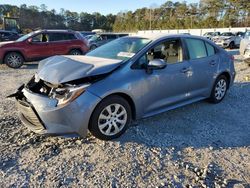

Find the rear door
[[184, 38, 218, 98], [48, 32, 77, 55]]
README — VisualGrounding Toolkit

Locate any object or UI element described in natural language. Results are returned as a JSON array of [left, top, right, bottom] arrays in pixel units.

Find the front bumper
[[16, 87, 101, 137]]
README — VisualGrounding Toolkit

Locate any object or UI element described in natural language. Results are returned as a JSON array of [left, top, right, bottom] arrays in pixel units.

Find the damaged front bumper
[[11, 83, 101, 138]]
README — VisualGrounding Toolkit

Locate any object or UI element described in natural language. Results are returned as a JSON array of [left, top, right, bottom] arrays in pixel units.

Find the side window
[[134, 39, 183, 68], [185, 38, 207, 59], [64, 33, 77, 40], [205, 42, 216, 56], [150, 39, 183, 64], [49, 33, 64, 41], [32, 33, 49, 42]]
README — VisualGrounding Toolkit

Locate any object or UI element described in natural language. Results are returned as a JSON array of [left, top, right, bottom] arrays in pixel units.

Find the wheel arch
[[3, 50, 26, 62], [92, 92, 137, 121], [218, 71, 231, 88], [68, 48, 83, 54]]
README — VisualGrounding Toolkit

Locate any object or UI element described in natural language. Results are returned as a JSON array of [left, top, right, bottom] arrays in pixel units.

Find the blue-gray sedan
[[11, 34, 236, 140]]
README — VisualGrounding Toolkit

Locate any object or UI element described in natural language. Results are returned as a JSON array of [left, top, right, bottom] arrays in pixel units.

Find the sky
[[1, 0, 200, 15]]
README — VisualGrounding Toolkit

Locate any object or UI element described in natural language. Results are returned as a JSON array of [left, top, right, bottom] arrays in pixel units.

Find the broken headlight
[[51, 84, 90, 107]]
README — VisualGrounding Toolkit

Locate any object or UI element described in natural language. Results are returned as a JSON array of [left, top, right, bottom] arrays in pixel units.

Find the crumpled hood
[[37, 55, 123, 85], [0, 41, 15, 47]]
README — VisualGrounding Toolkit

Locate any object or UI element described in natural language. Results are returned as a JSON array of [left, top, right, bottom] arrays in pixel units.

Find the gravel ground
[[0, 52, 250, 187]]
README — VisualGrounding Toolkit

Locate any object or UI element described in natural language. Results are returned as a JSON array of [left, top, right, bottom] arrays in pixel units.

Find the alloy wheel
[[215, 79, 227, 100], [98, 103, 127, 136], [7, 54, 22, 67]]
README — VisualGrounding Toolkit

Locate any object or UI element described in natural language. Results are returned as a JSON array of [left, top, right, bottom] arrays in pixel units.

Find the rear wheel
[[90, 45, 97, 51], [89, 95, 132, 140], [69, 49, 82, 55], [4, 52, 24, 68], [209, 75, 228, 103]]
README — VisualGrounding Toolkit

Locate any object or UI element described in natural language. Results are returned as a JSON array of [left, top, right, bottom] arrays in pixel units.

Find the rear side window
[[205, 42, 216, 56], [49, 33, 77, 41], [64, 33, 77, 40], [186, 38, 207, 59]]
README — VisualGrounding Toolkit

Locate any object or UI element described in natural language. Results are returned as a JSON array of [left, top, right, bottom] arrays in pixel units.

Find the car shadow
[[20, 62, 38, 70], [117, 82, 250, 150]]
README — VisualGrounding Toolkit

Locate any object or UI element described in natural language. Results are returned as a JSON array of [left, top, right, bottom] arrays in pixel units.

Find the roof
[[131, 33, 195, 40], [36, 29, 76, 33]]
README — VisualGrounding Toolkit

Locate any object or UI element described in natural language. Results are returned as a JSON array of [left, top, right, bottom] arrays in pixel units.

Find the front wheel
[[4, 52, 24, 68], [209, 75, 228, 103], [89, 96, 132, 140]]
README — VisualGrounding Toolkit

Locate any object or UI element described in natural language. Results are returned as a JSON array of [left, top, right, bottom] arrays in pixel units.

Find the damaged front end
[[8, 74, 104, 137], [8, 55, 123, 137]]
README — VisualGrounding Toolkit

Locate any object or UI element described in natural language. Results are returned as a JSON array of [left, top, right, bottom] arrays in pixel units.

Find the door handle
[[180, 67, 191, 73], [209, 60, 216, 66]]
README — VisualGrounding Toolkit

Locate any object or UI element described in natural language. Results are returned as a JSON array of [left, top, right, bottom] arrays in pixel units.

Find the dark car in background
[[0, 30, 20, 42], [0, 29, 89, 68], [89, 33, 128, 50]]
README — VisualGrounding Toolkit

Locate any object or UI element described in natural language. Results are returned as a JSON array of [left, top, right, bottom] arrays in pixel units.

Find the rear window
[[205, 42, 216, 56], [185, 38, 207, 59]]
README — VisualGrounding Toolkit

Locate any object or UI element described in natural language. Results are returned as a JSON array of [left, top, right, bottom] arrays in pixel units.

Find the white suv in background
[[212, 32, 244, 49], [240, 31, 250, 65]]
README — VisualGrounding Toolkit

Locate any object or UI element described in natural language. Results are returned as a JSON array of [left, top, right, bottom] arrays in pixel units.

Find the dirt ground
[[0, 51, 249, 187]]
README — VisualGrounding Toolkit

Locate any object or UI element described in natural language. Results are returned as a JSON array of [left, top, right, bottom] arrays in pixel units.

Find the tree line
[[0, 0, 249, 33]]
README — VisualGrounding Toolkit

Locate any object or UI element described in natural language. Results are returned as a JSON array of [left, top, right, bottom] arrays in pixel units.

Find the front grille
[[17, 100, 44, 130]]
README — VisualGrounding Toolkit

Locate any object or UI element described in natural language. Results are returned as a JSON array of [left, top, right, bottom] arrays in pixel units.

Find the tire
[[89, 95, 132, 140], [90, 45, 97, 51], [4, 52, 24, 68], [229, 42, 234, 49], [209, 75, 228, 103], [69, 49, 82, 55]]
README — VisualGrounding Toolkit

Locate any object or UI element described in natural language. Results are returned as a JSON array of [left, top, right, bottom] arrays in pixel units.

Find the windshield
[[86, 37, 151, 60], [16, 32, 35, 42]]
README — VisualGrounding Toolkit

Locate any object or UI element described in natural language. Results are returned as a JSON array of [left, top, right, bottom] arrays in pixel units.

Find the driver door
[[25, 33, 53, 60], [138, 38, 193, 116]]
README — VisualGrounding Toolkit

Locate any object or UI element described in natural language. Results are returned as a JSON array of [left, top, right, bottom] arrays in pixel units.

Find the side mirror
[[27, 38, 32, 43], [146, 59, 167, 74], [148, 59, 167, 69]]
